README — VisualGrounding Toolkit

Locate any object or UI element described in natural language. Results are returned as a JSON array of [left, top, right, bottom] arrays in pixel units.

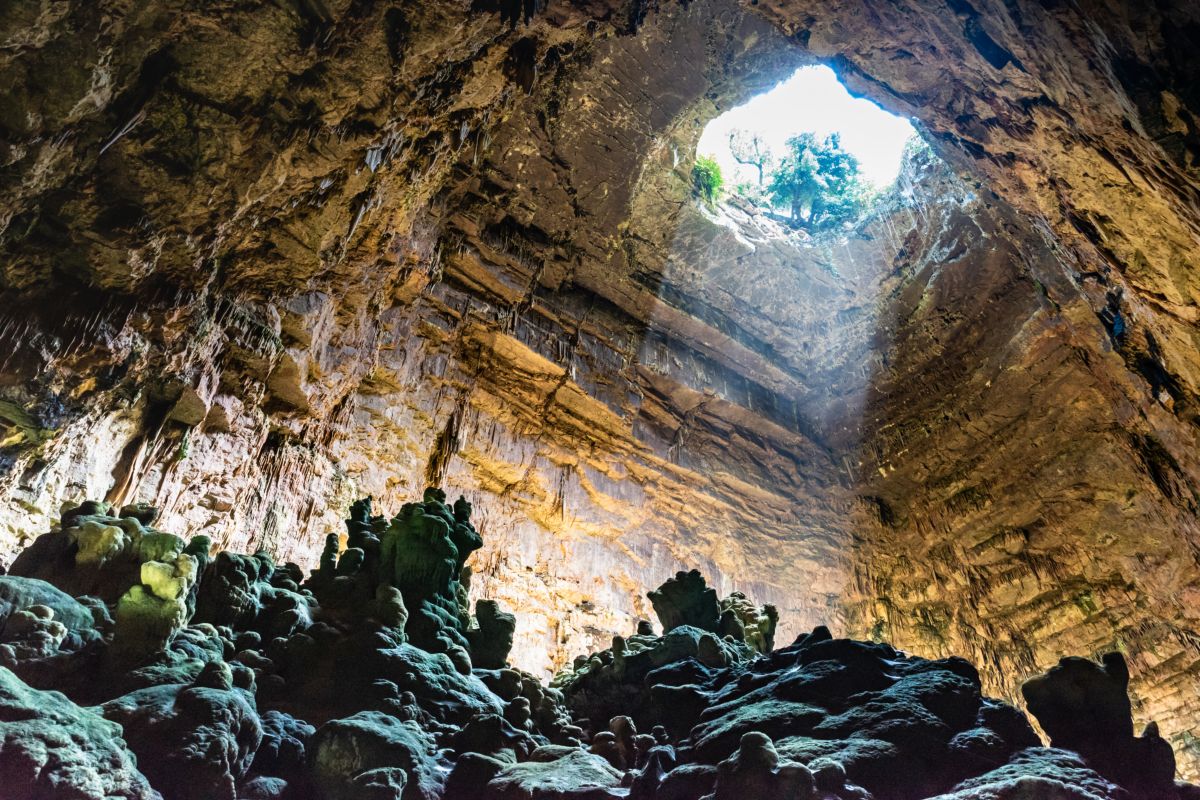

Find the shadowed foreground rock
[[0, 666, 158, 800], [1022, 652, 1180, 799], [0, 494, 1195, 799]]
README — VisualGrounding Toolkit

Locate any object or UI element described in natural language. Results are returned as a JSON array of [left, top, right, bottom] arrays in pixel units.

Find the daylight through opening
[[696, 65, 920, 231]]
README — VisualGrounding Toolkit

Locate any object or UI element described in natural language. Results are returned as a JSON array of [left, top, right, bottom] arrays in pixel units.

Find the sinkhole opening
[[694, 65, 922, 232]]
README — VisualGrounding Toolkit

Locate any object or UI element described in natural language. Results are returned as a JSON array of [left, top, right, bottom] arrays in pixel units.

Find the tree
[[691, 154, 724, 206], [728, 128, 773, 187], [767, 132, 867, 231]]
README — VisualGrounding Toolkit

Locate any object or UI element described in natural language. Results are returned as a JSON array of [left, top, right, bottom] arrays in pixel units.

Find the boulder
[[0, 666, 158, 800], [484, 745, 624, 799], [929, 747, 1127, 800], [310, 711, 443, 800], [100, 672, 263, 800]]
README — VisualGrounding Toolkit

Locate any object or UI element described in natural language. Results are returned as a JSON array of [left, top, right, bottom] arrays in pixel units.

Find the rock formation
[[4, 0, 1200, 780], [1022, 652, 1180, 799], [0, 499, 1193, 799]]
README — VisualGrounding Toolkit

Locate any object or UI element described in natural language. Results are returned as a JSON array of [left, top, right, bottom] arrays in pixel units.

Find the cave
[[2, 1, 1200, 798]]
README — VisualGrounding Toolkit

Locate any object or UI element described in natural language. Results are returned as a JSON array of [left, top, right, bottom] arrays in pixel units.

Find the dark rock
[[195, 551, 275, 629], [238, 776, 289, 800], [100, 678, 263, 800], [483, 745, 624, 799], [717, 592, 778, 654], [709, 731, 815, 800], [309, 711, 444, 800], [928, 747, 1127, 799], [250, 709, 315, 781], [0, 490, 1189, 800], [573, 624, 1043, 800], [0, 666, 158, 800], [652, 763, 717, 800], [467, 598, 516, 669], [647, 570, 721, 634], [120, 503, 161, 526], [1023, 652, 1177, 798], [555, 624, 755, 736], [444, 752, 509, 800], [453, 711, 537, 761]]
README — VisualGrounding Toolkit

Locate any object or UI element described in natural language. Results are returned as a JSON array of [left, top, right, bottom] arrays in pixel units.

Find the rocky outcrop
[[0, 666, 158, 800], [1023, 652, 1179, 799], [4, 0, 1200, 779], [0, 491, 1195, 799], [99, 668, 264, 800], [0, 493, 580, 798]]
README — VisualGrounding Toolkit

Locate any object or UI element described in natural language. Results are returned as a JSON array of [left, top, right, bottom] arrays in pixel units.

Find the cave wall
[[3, 0, 1200, 773]]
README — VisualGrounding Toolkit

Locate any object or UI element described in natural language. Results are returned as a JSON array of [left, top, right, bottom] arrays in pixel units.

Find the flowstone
[[553, 571, 783, 733], [645, 570, 778, 655], [647, 569, 721, 633]]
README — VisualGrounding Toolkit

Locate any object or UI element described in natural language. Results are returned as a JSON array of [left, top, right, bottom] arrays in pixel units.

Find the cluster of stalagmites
[[0, 498, 1192, 800]]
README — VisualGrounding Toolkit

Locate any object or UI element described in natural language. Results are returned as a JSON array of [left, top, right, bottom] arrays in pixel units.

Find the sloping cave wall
[[3, 0, 1200, 773]]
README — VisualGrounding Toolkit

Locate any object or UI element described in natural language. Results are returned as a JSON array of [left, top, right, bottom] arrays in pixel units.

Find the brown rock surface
[[3, 0, 1200, 777]]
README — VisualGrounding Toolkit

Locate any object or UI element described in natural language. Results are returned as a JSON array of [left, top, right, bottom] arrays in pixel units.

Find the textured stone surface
[[0, 666, 158, 800], [0, 492, 1194, 799], [3, 0, 1200, 778]]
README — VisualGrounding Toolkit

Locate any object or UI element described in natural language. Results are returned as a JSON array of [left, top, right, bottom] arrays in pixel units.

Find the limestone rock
[[0, 576, 110, 691], [555, 623, 756, 736], [718, 592, 778, 655], [1023, 652, 1177, 798], [100, 678, 263, 800], [5, 1, 1200, 779], [928, 748, 1126, 800], [0, 575, 107, 644], [11, 504, 187, 606], [0, 666, 158, 800], [647, 570, 721, 635], [484, 745, 624, 799], [310, 711, 443, 800], [602, 626, 1047, 800], [707, 732, 818, 800], [467, 598, 517, 670], [195, 551, 275, 629]]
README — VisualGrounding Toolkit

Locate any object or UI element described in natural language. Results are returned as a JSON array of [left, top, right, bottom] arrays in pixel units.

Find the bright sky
[[697, 65, 916, 189]]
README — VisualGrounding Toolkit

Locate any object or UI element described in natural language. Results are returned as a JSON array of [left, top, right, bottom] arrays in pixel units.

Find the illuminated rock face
[[2, 0, 1200, 776]]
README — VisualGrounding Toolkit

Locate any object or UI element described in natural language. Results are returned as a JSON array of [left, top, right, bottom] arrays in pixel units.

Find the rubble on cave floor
[[0, 493, 1192, 800]]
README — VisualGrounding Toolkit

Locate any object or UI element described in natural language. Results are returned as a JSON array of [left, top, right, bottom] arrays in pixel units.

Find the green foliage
[[767, 132, 868, 231], [691, 155, 724, 206]]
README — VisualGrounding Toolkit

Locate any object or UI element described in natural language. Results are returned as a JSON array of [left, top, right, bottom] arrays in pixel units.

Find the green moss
[[1072, 589, 1098, 616], [0, 399, 54, 447], [174, 429, 191, 462]]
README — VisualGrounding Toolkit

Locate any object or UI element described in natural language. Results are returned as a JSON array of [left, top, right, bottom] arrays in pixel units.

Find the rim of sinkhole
[[694, 64, 922, 232]]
